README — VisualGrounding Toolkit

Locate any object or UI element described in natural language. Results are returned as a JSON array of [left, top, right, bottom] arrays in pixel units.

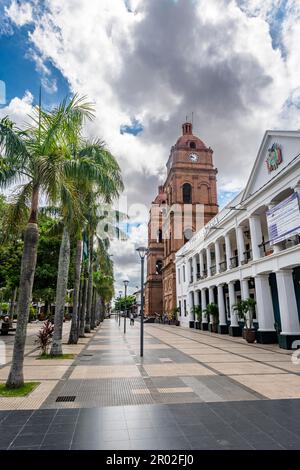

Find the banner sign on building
[[267, 193, 300, 245]]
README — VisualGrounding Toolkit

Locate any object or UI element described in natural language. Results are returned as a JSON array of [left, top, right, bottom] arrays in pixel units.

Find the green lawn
[[0, 382, 40, 397], [37, 353, 75, 360]]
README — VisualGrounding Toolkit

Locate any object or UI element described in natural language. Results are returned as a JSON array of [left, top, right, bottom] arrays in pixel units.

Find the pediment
[[242, 130, 300, 202]]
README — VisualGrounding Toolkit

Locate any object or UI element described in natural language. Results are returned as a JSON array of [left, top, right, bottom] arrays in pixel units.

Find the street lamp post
[[136, 247, 148, 358], [123, 279, 129, 334], [118, 291, 122, 326]]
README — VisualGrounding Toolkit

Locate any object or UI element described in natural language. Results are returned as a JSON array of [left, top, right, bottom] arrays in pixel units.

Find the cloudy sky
[[1, 0, 300, 294]]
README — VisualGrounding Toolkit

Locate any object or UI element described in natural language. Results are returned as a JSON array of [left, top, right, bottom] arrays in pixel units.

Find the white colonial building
[[176, 130, 300, 349]]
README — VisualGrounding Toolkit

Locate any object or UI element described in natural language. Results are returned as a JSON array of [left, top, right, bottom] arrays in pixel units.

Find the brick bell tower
[[145, 121, 218, 317], [144, 186, 166, 317]]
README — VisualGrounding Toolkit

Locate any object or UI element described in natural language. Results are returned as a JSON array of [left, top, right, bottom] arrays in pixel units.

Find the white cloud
[[5, 0, 33, 27], [0, 91, 34, 126], [3, 0, 300, 288], [111, 222, 148, 294]]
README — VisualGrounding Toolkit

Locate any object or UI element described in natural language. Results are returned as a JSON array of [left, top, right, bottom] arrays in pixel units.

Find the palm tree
[[68, 236, 83, 344], [82, 196, 126, 334], [203, 303, 219, 332], [51, 138, 123, 353], [93, 247, 115, 324], [0, 96, 94, 388]]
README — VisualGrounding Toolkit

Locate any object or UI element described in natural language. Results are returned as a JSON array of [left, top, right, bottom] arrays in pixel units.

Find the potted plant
[[171, 307, 180, 326], [233, 299, 256, 343], [204, 303, 219, 333], [193, 306, 202, 329]]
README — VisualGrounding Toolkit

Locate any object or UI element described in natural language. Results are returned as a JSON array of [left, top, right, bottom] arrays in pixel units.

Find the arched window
[[183, 183, 192, 203], [189, 141, 196, 149], [157, 229, 163, 243], [156, 259, 163, 275]]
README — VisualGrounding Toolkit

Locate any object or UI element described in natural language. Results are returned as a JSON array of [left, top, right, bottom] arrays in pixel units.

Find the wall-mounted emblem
[[266, 143, 283, 173]]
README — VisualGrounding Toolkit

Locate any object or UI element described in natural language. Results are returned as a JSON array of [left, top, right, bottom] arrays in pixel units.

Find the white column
[[249, 215, 263, 260], [192, 256, 198, 283], [228, 281, 239, 327], [217, 284, 227, 326], [188, 259, 192, 283], [199, 251, 204, 278], [225, 234, 232, 271], [215, 240, 221, 274], [201, 289, 208, 324], [194, 290, 200, 306], [276, 270, 300, 335], [241, 279, 250, 300], [206, 247, 212, 277], [255, 274, 276, 332], [236, 226, 246, 265], [209, 286, 214, 304]]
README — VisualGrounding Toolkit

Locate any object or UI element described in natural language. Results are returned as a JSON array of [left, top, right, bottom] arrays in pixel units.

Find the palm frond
[[2, 182, 32, 239]]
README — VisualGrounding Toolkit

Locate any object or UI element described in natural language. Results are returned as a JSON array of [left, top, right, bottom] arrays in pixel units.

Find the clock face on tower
[[189, 153, 199, 163]]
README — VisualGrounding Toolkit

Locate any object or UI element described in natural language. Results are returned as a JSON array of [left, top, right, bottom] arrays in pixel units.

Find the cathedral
[[144, 121, 219, 317]]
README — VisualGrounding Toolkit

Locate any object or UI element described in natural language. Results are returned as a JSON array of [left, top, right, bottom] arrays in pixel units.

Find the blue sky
[[0, 23, 70, 109], [0, 6, 142, 137]]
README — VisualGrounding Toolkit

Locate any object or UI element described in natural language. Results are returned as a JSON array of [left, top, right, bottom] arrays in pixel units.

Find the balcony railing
[[211, 265, 217, 276], [219, 261, 227, 272], [285, 235, 300, 249], [242, 249, 253, 264], [229, 255, 238, 269], [258, 240, 273, 257], [259, 235, 300, 257]]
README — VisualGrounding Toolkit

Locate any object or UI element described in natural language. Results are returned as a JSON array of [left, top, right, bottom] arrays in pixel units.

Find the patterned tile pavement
[[1, 318, 300, 449]]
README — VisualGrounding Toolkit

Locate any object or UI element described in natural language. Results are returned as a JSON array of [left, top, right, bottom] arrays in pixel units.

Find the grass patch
[[37, 353, 75, 360], [0, 382, 40, 397]]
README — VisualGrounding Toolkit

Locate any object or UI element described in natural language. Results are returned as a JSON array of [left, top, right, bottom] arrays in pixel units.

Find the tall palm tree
[[0, 96, 94, 388], [93, 242, 115, 324], [68, 236, 83, 344], [51, 139, 123, 353], [84, 204, 127, 332]]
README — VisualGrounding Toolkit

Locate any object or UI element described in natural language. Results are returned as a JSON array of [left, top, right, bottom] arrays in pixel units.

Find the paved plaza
[[1, 319, 300, 449]]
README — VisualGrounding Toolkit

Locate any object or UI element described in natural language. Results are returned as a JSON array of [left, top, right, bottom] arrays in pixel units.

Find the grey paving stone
[[20, 424, 50, 436], [10, 434, 45, 448]]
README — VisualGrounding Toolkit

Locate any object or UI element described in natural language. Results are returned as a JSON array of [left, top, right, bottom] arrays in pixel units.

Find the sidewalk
[[1, 319, 300, 449], [0, 322, 91, 410]]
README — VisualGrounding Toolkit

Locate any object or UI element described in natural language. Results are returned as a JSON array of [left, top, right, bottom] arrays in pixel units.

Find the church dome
[[175, 122, 207, 150]]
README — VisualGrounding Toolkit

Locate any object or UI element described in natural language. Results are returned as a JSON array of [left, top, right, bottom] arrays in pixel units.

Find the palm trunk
[[96, 294, 101, 326], [6, 188, 39, 389], [85, 235, 93, 333], [8, 287, 18, 327], [91, 288, 96, 330], [79, 275, 88, 338], [68, 239, 83, 344], [100, 298, 105, 323], [77, 277, 83, 337], [50, 227, 70, 356]]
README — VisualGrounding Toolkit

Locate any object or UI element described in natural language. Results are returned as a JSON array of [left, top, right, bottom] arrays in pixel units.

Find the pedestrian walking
[[130, 312, 134, 326]]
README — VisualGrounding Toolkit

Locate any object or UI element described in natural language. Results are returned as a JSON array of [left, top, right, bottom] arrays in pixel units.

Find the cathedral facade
[[144, 122, 219, 317]]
